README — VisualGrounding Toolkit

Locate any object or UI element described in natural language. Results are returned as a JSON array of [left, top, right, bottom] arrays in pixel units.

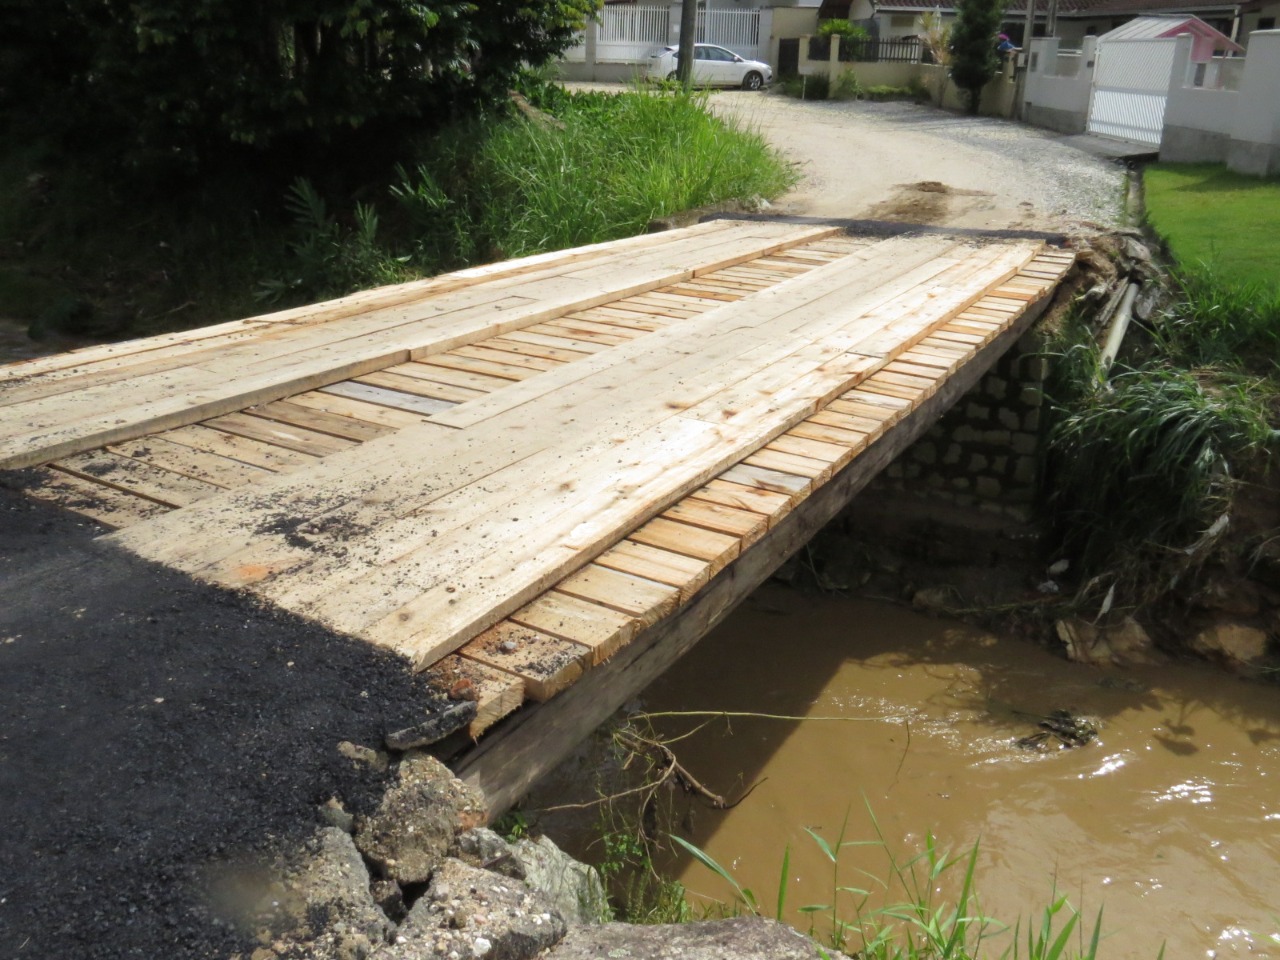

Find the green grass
[[1144, 163, 1280, 289]]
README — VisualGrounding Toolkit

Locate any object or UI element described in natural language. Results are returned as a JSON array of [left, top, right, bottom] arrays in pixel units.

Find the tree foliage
[[0, 0, 598, 172], [948, 0, 1005, 114]]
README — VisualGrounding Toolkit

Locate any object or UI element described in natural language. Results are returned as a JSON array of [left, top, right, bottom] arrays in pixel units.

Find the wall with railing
[[1022, 36, 1097, 134], [1162, 29, 1280, 174]]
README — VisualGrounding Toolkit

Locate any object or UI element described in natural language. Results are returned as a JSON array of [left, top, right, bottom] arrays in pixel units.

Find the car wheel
[[742, 71, 764, 91]]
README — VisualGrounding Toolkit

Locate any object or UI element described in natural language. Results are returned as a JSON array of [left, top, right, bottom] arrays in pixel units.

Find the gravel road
[[708, 91, 1128, 233]]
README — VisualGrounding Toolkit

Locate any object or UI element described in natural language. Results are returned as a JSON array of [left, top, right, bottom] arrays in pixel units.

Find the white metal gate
[[597, 3, 671, 62], [698, 9, 764, 61], [1086, 37, 1177, 146]]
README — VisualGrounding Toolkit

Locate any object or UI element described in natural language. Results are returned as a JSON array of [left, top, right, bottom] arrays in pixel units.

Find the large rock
[[452, 827, 527, 880], [512, 835, 609, 924], [1056, 617, 1158, 666], [376, 858, 566, 960], [1189, 622, 1271, 669], [356, 753, 486, 884], [238, 827, 394, 960], [545, 916, 842, 959]]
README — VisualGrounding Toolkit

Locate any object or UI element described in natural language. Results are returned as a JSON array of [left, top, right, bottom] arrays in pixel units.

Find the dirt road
[[708, 92, 1127, 232]]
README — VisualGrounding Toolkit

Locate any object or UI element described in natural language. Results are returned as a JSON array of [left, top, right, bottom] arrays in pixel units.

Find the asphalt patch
[[0, 489, 448, 958]]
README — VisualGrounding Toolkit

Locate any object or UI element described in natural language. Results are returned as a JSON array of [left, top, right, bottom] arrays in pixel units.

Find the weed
[[780, 74, 831, 100], [831, 70, 863, 101]]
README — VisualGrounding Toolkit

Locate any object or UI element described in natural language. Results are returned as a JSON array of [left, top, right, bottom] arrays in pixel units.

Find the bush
[[830, 71, 862, 101], [780, 74, 831, 100], [818, 18, 870, 40]]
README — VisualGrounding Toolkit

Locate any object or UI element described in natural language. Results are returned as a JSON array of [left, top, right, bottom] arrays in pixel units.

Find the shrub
[[818, 18, 870, 40], [780, 73, 831, 100], [830, 70, 863, 100]]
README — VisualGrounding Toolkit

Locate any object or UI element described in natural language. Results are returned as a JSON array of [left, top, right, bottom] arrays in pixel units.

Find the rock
[[321, 797, 356, 834], [355, 753, 487, 884], [1103, 617, 1159, 666], [1189, 622, 1271, 669], [378, 858, 566, 960], [338, 740, 390, 773], [545, 916, 844, 959], [372, 880, 407, 923], [911, 585, 958, 614], [1057, 618, 1100, 663], [385, 701, 478, 751], [452, 828, 527, 880], [248, 827, 394, 960], [512, 835, 609, 924]]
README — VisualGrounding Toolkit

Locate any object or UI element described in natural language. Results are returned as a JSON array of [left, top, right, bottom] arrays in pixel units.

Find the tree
[[948, 0, 1005, 114], [0, 0, 600, 173]]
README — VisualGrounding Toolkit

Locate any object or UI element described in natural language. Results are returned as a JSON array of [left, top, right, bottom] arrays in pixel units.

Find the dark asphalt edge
[[699, 211, 1071, 246]]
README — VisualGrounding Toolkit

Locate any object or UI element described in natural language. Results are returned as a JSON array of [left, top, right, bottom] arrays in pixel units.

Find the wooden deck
[[0, 219, 1074, 751]]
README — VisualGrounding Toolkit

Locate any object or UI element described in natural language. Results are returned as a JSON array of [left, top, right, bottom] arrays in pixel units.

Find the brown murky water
[[531, 583, 1280, 959]]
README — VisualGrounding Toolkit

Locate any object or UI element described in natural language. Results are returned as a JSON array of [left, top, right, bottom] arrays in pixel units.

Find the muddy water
[[533, 583, 1280, 958]]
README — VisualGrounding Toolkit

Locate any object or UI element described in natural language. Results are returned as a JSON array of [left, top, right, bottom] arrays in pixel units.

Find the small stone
[[985, 376, 1008, 399], [975, 477, 1001, 498], [1013, 456, 1037, 484], [942, 443, 962, 465], [983, 429, 1013, 445], [498, 640, 518, 654], [968, 453, 989, 473], [337, 741, 389, 772], [997, 408, 1021, 431], [1011, 432, 1037, 455], [320, 797, 355, 834], [913, 442, 937, 465], [966, 402, 991, 421], [1020, 386, 1043, 408], [1190, 623, 1270, 669]]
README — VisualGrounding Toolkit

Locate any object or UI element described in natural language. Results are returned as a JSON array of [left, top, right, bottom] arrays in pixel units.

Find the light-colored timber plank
[[495, 330, 606, 356], [688, 477, 793, 520], [54, 450, 223, 507], [203, 412, 355, 457], [160, 424, 313, 471], [320, 380, 459, 415], [527, 322, 632, 346], [450, 344, 564, 372], [718, 462, 813, 500], [14, 467, 170, 528], [398, 360, 517, 392], [555, 563, 679, 622], [355, 368, 491, 403], [856, 378, 920, 402], [250, 400, 393, 442], [744, 446, 832, 480], [593, 540, 711, 602], [808, 408, 884, 436], [628, 516, 741, 572], [662, 498, 769, 547], [540, 317, 648, 341], [106, 436, 271, 488], [508, 591, 638, 665], [426, 655, 524, 737], [757, 431, 853, 466], [459, 621, 590, 702], [421, 352, 536, 382], [285, 389, 430, 428], [786, 419, 870, 450]]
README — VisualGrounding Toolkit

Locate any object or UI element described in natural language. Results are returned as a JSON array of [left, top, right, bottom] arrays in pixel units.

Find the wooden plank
[[203, 412, 355, 457], [11, 467, 170, 528], [687, 478, 792, 520], [106, 436, 272, 488], [744, 446, 832, 481], [528, 322, 632, 346], [628, 516, 740, 572], [284, 389, 431, 429], [718, 462, 813, 500], [454, 270, 1062, 807], [785, 419, 870, 450], [54, 450, 223, 507], [662, 498, 769, 547], [508, 591, 638, 665], [250, 400, 393, 442], [353, 369, 489, 403], [494, 330, 606, 356], [160, 424, 313, 471], [395, 361, 516, 393], [554, 562, 680, 622], [450, 344, 565, 372], [421, 352, 537, 382], [459, 621, 590, 702], [320, 380, 460, 414], [425, 655, 524, 737], [593, 540, 711, 602]]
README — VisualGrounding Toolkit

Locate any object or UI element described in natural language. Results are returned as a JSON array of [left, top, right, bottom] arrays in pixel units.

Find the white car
[[646, 43, 773, 90]]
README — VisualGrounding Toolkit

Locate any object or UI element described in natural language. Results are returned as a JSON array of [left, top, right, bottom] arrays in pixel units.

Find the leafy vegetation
[[674, 812, 1106, 959], [3, 86, 794, 339], [949, 0, 1007, 113], [1144, 164, 1280, 289], [818, 18, 871, 41], [779, 73, 832, 100]]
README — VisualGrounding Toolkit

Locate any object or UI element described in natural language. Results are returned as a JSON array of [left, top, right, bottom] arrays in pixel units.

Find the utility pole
[[677, 0, 698, 88], [1022, 0, 1036, 48]]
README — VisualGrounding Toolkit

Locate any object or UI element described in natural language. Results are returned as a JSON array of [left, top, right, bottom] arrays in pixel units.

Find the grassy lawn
[[1144, 163, 1280, 288]]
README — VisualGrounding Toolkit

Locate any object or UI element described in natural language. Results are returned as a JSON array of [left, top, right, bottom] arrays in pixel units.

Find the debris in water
[[1015, 709, 1098, 750]]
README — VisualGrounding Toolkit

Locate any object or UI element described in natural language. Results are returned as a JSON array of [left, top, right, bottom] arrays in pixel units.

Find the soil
[[0, 489, 448, 958], [705, 91, 1127, 232]]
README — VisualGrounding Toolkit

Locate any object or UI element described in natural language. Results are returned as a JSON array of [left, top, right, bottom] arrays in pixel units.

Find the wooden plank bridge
[[0, 219, 1073, 807]]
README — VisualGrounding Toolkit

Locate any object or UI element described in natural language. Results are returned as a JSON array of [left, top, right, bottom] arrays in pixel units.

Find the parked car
[[645, 43, 773, 90]]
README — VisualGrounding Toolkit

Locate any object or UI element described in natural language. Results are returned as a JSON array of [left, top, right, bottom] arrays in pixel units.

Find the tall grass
[[1043, 325, 1276, 573], [1148, 267, 1280, 376], [674, 812, 1106, 960]]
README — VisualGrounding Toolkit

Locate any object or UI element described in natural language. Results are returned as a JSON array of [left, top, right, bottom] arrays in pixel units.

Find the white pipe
[[1100, 282, 1139, 374]]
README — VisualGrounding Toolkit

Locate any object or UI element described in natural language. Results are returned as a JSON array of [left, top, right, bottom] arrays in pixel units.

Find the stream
[[528, 582, 1280, 959]]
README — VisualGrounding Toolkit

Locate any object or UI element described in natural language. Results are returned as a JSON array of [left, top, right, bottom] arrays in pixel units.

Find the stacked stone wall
[[871, 331, 1049, 521]]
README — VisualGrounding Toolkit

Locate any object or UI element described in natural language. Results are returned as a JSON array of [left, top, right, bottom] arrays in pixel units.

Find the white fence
[[1086, 37, 1178, 146], [597, 3, 670, 62], [699, 9, 762, 57]]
